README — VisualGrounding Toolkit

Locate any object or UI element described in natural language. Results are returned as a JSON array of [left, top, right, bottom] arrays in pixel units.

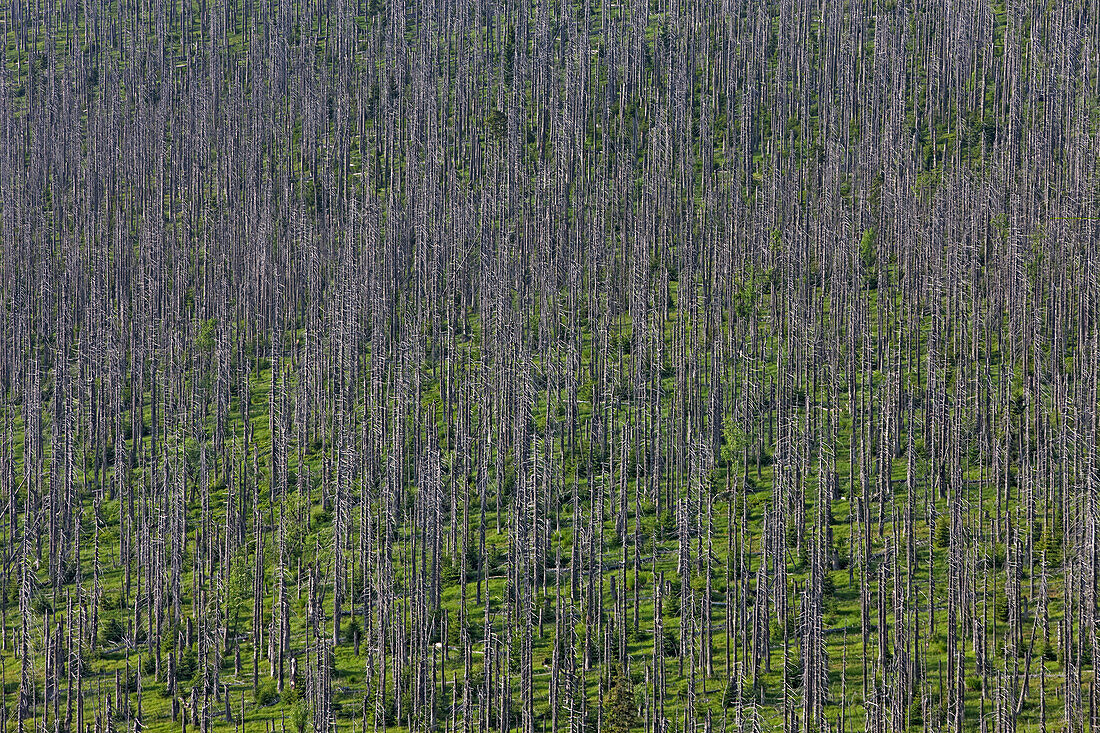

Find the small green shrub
[[255, 677, 280, 706], [934, 517, 950, 548], [100, 617, 125, 645], [176, 648, 198, 682], [656, 510, 676, 540], [722, 677, 739, 707], [440, 555, 460, 586], [602, 668, 639, 733], [990, 542, 1006, 569], [995, 592, 1009, 623], [659, 629, 679, 657], [32, 594, 52, 615], [291, 699, 310, 733], [907, 699, 924, 727], [100, 592, 124, 611], [344, 615, 362, 643]]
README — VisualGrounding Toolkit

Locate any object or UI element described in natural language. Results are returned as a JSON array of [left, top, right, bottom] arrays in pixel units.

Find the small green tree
[[440, 555, 460, 586], [934, 516, 950, 548], [656, 510, 676, 541], [860, 227, 878, 288], [860, 227, 877, 270], [176, 648, 199, 683], [603, 668, 639, 733], [722, 677, 738, 708], [290, 697, 310, 733], [721, 420, 748, 466], [659, 628, 680, 657], [486, 109, 507, 140], [344, 615, 362, 646], [1040, 517, 1064, 567], [255, 677, 280, 706], [994, 589, 1009, 623], [100, 617, 125, 645]]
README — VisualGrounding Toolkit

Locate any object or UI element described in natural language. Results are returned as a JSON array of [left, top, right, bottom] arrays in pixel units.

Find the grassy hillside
[[2, 1, 1099, 733]]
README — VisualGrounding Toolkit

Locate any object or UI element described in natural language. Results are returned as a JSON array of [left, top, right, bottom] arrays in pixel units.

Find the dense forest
[[1, 0, 1100, 732]]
